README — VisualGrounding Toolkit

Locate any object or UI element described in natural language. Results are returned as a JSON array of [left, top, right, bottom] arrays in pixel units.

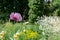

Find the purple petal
[[10, 12, 14, 20], [14, 12, 22, 21]]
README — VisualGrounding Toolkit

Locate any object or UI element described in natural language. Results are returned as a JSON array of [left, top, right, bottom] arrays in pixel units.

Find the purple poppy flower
[[10, 12, 14, 20], [10, 12, 22, 22]]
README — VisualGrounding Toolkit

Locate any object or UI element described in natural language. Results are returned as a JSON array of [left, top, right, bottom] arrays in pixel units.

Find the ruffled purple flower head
[[10, 12, 14, 20], [10, 12, 22, 22]]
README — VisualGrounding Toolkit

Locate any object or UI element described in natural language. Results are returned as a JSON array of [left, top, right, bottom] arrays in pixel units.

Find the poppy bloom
[[10, 12, 22, 22]]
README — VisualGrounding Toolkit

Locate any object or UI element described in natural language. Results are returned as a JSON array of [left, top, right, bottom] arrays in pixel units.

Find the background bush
[[28, 0, 60, 22], [28, 0, 44, 22], [0, 0, 60, 22]]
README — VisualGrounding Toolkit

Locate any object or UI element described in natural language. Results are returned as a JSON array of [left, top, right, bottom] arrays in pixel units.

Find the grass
[[0, 22, 45, 40]]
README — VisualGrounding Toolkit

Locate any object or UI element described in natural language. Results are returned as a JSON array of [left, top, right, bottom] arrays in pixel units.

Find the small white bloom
[[23, 22, 29, 25], [42, 32, 45, 35], [10, 37, 13, 40], [44, 0, 52, 2], [23, 29, 26, 32]]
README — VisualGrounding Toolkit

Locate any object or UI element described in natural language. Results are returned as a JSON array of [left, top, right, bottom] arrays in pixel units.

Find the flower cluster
[[44, 0, 52, 3], [13, 32, 20, 40], [10, 12, 22, 22], [0, 31, 6, 39], [13, 29, 38, 40], [37, 16, 60, 35], [22, 30, 38, 39]]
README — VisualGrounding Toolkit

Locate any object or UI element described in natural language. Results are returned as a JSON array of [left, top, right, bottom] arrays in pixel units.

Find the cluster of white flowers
[[44, 0, 52, 3], [37, 16, 60, 33]]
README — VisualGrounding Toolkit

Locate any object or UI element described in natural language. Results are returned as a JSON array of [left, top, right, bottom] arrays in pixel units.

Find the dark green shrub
[[28, 0, 60, 22], [28, 0, 44, 22]]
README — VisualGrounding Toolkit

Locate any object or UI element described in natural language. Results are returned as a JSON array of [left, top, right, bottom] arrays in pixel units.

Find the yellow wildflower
[[0, 31, 5, 39], [1, 31, 5, 36], [14, 34, 19, 40], [27, 32, 37, 38], [25, 30, 31, 33], [14, 34, 18, 38], [0, 36, 3, 39], [15, 32, 20, 36], [13, 32, 20, 39]]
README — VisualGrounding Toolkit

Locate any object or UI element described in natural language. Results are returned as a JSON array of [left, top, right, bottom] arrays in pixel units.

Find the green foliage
[[0, 22, 47, 40], [28, 0, 60, 22], [28, 0, 44, 22], [53, 0, 60, 16]]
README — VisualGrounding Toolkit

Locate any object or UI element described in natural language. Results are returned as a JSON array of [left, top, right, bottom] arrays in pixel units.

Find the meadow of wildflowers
[[0, 16, 60, 40], [0, 22, 46, 40], [0, 0, 60, 40]]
